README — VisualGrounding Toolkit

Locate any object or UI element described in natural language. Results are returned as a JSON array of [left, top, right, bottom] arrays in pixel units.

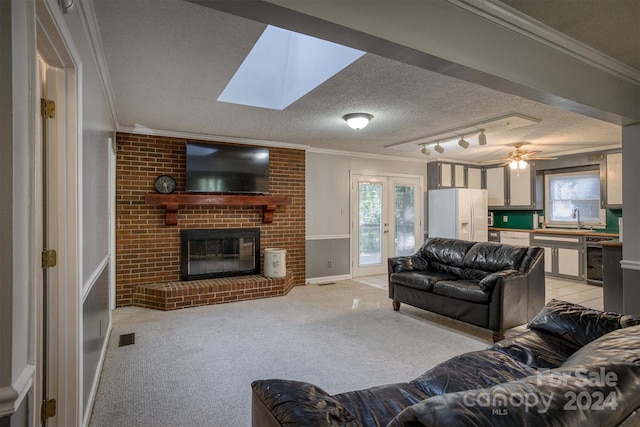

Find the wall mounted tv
[[186, 142, 269, 194]]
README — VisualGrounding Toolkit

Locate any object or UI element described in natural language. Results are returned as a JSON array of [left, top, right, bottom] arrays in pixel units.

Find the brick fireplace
[[115, 133, 305, 308]]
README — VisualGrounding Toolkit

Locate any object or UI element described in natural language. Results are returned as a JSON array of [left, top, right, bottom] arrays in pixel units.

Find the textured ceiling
[[91, 0, 637, 163]]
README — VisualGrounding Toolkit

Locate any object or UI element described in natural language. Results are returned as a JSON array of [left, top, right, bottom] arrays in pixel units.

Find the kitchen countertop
[[489, 227, 619, 238]]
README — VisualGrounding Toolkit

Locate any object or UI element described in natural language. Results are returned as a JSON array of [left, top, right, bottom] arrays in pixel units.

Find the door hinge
[[42, 249, 57, 269], [41, 98, 55, 119], [41, 399, 56, 420]]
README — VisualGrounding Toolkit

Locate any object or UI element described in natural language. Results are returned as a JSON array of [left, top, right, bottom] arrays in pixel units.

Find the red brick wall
[[115, 133, 305, 307]]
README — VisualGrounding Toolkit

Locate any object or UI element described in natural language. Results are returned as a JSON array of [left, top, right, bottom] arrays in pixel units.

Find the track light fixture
[[458, 136, 470, 149], [478, 130, 487, 146], [434, 143, 445, 154], [421, 145, 431, 156]]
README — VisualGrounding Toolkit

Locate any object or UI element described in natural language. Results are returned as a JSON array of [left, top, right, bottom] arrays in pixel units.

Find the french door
[[351, 174, 423, 277]]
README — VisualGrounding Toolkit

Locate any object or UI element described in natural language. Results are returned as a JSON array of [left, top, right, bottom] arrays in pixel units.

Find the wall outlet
[[503, 216, 508, 222], [539, 215, 545, 223], [328, 261, 333, 268]]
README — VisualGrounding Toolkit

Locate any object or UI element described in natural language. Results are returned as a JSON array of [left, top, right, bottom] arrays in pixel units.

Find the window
[[545, 169, 605, 227]]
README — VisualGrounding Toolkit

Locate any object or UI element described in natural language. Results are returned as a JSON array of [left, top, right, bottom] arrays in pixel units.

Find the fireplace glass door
[[181, 228, 260, 280]]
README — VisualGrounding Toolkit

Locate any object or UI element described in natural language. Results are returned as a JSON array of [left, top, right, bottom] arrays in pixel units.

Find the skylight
[[218, 25, 365, 110]]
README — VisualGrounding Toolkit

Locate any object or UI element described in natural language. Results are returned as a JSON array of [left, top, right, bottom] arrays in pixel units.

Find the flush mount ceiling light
[[343, 113, 373, 130], [458, 136, 470, 149], [478, 130, 487, 146], [421, 145, 431, 156], [434, 142, 445, 154]]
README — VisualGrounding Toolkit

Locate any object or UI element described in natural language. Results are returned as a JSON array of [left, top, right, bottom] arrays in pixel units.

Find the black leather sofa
[[251, 299, 640, 426], [388, 237, 545, 341]]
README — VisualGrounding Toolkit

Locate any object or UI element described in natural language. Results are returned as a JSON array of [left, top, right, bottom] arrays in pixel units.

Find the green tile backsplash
[[491, 209, 622, 234]]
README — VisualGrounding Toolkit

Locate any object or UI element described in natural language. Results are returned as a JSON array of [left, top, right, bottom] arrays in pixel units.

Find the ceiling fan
[[483, 143, 557, 169]]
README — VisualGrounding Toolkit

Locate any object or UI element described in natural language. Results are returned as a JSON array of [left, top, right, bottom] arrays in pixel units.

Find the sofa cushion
[[462, 242, 528, 274], [431, 279, 489, 303], [419, 238, 475, 276], [332, 383, 428, 427], [410, 349, 536, 397], [489, 329, 581, 369], [390, 271, 455, 292], [528, 299, 640, 347], [562, 323, 640, 368]]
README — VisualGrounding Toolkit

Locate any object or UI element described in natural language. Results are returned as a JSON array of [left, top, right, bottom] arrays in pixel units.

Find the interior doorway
[[351, 173, 423, 277], [35, 2, 80, 425]]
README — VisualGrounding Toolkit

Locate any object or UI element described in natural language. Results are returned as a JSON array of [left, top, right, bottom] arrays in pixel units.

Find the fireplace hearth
[[180, 228, 260, 281]]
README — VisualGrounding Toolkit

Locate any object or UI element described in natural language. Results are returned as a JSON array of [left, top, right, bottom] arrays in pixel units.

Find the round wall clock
[[154, 174, 176, 194]]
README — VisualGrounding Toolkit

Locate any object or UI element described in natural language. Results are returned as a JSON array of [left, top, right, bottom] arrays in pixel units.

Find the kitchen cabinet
[[466, 166, 484, 189], [485, 166, 506, 207], [427, 162, 466, 189], [602, 152, 622, 208], [531, 233, 585, 281], [485, 164, 536, 209]]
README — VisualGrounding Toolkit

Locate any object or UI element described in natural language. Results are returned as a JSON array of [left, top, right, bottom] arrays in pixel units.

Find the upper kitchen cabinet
[[485, 165, 506, 207], [427, 162, 466, 189], [485, 163, 536, 209], [466, 165, 484, 189], [602, 151, 622, 208]]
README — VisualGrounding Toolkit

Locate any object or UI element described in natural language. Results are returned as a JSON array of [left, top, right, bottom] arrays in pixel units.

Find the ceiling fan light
[[509, 160, 518, 170], [458, 137, 470, 149], [434, 143, 445, 154], [421, 145, 431, 156], [478, 130, 487, 146], [343, 113, 373, 130], [518, 159, 527, 169]]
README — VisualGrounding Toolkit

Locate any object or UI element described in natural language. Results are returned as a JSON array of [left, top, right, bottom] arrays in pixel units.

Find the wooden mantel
[[145, 193, 293, 225]]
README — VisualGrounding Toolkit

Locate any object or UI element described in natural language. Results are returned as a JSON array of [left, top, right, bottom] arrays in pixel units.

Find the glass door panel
[[393, 184, 416, 257], [358, 181, 383, 267]]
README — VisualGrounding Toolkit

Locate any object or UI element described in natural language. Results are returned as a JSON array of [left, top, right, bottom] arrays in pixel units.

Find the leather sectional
[[251, 299, 640, 426]]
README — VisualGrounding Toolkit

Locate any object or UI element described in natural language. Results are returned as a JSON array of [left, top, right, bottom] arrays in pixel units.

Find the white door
[[352, 174, 422, 277]]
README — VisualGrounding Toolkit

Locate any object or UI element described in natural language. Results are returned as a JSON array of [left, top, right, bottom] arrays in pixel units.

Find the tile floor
[[353, 274, 603, 311]]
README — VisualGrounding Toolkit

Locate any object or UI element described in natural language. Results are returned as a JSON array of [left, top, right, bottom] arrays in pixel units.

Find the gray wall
[[61, 2, 115, 421], [306, 150, 426, 280]]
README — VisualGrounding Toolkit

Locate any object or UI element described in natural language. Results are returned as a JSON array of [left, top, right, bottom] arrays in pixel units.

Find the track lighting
[[434, 143, 445, 154], [478, 130, 487, 146], [458, 136, 470, 149], [421, 145, 431, 156]]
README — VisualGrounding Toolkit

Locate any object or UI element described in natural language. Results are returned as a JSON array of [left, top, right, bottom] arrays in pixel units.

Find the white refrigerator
[[428, 188, 488, 242]]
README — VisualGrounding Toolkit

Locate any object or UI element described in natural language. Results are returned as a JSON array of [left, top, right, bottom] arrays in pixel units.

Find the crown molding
[[117, 125, 309, 151], [448, 0, 640, 84]]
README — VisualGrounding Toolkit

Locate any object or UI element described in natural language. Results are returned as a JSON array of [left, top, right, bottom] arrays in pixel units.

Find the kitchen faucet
[[572, 208, 583, 229]]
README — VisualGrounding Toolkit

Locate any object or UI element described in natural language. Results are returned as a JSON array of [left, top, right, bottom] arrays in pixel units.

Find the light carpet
[[89, 280, 490, 427]]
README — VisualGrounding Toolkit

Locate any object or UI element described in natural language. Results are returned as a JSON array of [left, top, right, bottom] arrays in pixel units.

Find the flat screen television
[[186, 142, 269, 194]]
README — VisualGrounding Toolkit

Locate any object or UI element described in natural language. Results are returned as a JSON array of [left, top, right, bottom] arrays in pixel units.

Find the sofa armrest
[[251, 380, 360, 427], [478, 269, 521, 291]]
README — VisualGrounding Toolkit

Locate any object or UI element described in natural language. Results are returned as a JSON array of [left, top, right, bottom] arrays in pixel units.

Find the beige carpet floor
[[88, 280, 491, 427]]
